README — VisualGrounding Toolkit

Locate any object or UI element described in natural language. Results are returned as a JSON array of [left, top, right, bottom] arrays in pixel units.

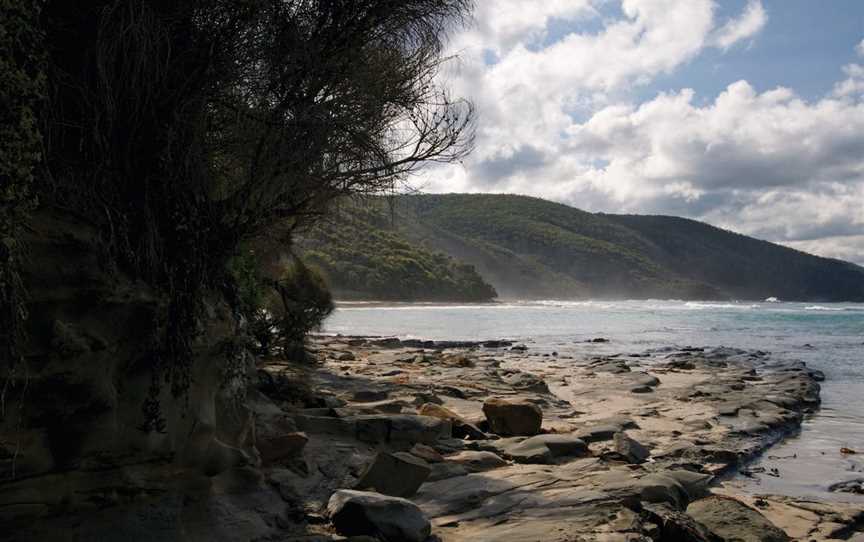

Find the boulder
[[355, 452, 431, 498], [327, 490, 431, 542], [482, 399, 542, 436], [496, 434, 589, 464], [446, 450, 508, 472], [612, 432, 650, 464], [687, 495, 791, 542], [418, 403, 486, 440], [351, 414, 451, 445]]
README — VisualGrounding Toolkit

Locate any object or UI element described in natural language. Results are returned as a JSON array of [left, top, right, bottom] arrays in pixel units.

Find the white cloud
[[834, 63, 864, 97], [711, 0, 767, 50], [857, 38, 864, 57], [423, 2, 864, 264]]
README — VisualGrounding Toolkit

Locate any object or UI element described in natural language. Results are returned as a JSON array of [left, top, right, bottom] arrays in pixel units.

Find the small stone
[[355, 452, 431, 498], [327, 490, 431, 542], [482, 398, 542, 436]]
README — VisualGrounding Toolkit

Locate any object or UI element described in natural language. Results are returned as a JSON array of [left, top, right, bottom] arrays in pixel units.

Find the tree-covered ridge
[[297, 206, 497, 301], [304, 194, 864, 301]]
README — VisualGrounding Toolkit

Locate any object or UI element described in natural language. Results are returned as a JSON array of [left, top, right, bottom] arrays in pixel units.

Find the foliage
[[297, 204, 497, 301], [36, 0, 473, 420], [1, 0, 44, 377], [230, 251, 333, 359]]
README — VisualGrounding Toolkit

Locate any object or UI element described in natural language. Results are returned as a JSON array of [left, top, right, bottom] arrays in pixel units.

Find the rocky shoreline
[[254, 336, 862, 541], [8, 335, 864, 541]]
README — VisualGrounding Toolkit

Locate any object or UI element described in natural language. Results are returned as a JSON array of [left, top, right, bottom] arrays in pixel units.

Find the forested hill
[[298, 194, 864, 301], [295, 206, 497, 301]]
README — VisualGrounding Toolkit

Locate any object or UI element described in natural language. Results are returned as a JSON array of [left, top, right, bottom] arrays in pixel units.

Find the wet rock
[[829, 478, 864, 494], [497, 434, 589, 464], [687, 495, 791, 542], [327, 489, 431, 542], [446, 450, 508, 472], [482, 340, 513, 348], [510, 344, 528, 351], [418, 403, 486, 440], [612, 432, 650, 464], [482, 398, 543, 436], [355, 452, 431, 498]]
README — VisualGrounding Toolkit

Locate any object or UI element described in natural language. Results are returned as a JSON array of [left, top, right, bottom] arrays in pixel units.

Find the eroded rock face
[[482, 398, 542, 436], [327, 489, 431, 542], [1, 212, 278, 539]]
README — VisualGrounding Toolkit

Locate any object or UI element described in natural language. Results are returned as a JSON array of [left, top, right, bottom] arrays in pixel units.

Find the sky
[[417, 0, 864, 265]]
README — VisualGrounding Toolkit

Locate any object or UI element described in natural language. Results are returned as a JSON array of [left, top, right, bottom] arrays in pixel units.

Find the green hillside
[[297, 194, 864, 301], [296, 206, 497, 301]]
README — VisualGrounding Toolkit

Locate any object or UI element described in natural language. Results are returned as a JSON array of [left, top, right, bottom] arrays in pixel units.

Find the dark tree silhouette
[[31, 0, 473, 401]]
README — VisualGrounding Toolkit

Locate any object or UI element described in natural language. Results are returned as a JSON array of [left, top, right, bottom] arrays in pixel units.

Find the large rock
[[351, 414, 451, 445], [612, 432, 650, 464], [355, 452, 431, 498], [327, 489, 431, 542], [482, 399, 542, 436], [687, 495, 791, 542], [418, 403, 486, 440], [498, 434, 589, 464]]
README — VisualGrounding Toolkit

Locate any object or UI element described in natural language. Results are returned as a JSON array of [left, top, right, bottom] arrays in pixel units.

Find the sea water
[[323, 299, 864, 501]]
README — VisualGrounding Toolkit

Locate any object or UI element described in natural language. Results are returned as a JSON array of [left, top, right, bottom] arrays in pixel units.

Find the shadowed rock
[[328, 489, 431, 542], [355, 452, 431, 498], [687, 495, 791, 542], [482, 399, 542, 436]]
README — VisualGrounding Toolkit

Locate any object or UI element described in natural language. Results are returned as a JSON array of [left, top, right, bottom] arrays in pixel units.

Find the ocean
[[323, 299, 864, 501]]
